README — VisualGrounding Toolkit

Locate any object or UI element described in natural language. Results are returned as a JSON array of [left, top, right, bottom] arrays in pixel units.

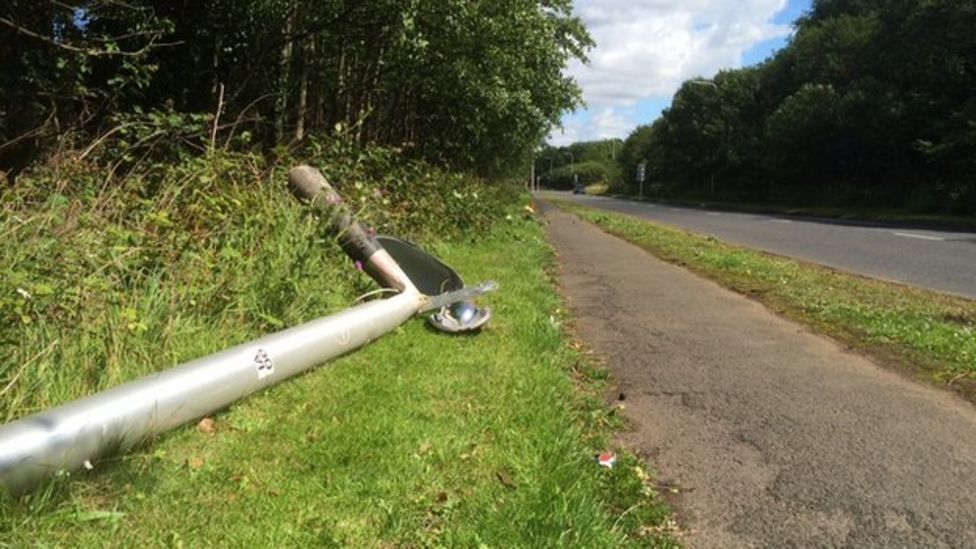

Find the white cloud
[[572, 0, 789, 106], [549, 121, 582, 147], [591, 108, 634, 139], [551, 0, 792, 144], [549, 108, 633, 147]]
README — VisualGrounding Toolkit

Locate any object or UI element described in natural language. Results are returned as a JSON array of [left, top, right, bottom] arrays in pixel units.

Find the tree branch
[[0, 15, 181, 57]]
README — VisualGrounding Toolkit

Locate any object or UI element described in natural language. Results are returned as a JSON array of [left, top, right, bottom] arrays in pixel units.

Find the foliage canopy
[[1, 0, 592, 179]]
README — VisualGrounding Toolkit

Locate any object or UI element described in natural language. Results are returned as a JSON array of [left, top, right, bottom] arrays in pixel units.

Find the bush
[[299, 136, 514, 240], [545, 161, 621, 190]]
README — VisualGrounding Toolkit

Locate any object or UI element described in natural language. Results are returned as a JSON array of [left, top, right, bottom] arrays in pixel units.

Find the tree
[[0, 0, 171, 179], [610, 0, 976, 212], [535, 139, 622, 188], [764, 84, 845, 194], [2, 0, 592, 181], [619, 124, 654, 193]]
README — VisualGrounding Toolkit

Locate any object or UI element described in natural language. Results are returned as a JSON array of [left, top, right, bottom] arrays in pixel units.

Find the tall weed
[[1, 142, 517, 422]]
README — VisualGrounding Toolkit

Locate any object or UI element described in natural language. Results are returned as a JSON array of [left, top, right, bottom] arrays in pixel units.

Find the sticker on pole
[[254, 349, 274, 379]]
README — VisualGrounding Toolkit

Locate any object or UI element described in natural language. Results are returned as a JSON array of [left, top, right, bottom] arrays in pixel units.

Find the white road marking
[[769, 219, 793, 224], [670, 208, 683, 212], [894, 232, 945, 242], [707, 212, 722, 216]]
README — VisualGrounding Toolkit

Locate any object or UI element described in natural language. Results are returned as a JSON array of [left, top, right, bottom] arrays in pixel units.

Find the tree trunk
[[358, 44, 385, 145], [295, 37, 313, 142], [274, 4, 296, 144], [334, 43, 346, 132]]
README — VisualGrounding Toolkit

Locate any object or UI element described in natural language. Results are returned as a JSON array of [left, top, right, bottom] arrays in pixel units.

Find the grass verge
[[0, 209, 676, 547], [612, 195, 976, 232], [554, 200, 976, 399]]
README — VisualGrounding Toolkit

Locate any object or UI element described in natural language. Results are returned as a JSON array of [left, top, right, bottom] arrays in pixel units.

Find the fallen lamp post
[[0, 166, 496, 495]]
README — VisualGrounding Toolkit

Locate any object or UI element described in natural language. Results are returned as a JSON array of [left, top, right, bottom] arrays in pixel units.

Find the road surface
[[541, 201, 976, 548], [543, 192, 976, 299]]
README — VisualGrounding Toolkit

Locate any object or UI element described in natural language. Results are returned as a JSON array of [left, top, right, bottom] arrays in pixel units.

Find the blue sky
[[549, 0, 812, 146]]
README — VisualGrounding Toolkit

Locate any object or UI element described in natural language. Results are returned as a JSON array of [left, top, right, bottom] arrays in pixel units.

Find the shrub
[[545, 161, 621, 190]]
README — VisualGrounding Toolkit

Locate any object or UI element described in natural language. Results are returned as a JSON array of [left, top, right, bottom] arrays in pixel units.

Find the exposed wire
[[352, 287, 401, 305]]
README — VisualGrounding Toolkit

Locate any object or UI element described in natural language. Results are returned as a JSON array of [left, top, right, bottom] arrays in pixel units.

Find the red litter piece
[[597, 451, 617, 468]]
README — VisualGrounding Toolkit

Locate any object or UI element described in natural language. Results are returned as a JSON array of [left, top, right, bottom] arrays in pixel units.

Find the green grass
[[615, 195, 976, 231], [555, 201, 976, 395], [0, 148, 509, 424], [1, 204, 676, 546]]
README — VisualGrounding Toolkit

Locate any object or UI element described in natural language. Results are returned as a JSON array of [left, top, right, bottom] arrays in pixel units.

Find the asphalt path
[[541, 202, 976, 547], [543, 192, 976, 300]]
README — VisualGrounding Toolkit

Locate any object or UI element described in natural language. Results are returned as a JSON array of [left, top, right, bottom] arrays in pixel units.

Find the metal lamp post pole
[[689, 78, 720, 198], [564, 152, 575, 191], [637, 161, 647, 201]]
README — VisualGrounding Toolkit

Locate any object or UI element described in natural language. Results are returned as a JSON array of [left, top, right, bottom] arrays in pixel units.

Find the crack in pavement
[[540, 202, 976, 548]]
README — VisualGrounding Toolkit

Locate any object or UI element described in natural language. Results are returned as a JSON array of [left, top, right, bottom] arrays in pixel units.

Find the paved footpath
[[540, 201, 976, 548]]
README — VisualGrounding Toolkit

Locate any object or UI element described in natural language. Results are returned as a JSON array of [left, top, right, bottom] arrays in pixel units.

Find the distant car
[[573, 182, 585, 194]]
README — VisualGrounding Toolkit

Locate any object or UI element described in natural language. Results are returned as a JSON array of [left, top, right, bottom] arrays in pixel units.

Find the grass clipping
[[556, 201, 976, 395]]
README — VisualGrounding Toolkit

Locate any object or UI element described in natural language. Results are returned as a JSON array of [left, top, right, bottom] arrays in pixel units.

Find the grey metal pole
[[0, 166, 426, 495], [531, 161, 536, 194], [637, 161, 647, 201], [0, 293, 421, 495], [288, 166, 417, 294]]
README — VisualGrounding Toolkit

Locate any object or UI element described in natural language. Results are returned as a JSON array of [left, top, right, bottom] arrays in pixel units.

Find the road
[[541, 201, 976, 547], [543, 192, 976, 299]]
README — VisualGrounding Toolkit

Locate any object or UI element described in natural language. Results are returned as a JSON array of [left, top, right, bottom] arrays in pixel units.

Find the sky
[[548, 0, 812, 146]]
